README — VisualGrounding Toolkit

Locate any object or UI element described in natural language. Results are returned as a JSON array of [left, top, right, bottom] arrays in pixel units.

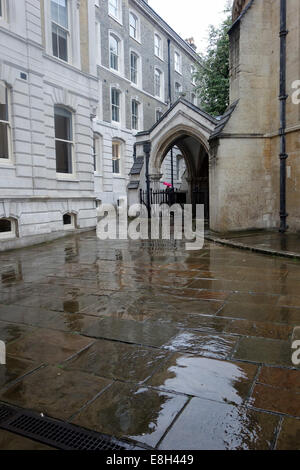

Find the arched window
[[63, 212, 76, 229], [111, 88, 121, 123], [0, 218, 17, 240], [154, 33, 162, 59], [191, 64, 196, 85], [54, 106, 74, 175], [174, 51, 182, 73], [108, 0, 121, 21], [131, 100, 139, 130], [175, 82, 182, 98], [112, 140, 122, 174], [130, 51, 138, 85], [93, 133, 102, 173], [110, 34, 119, 71], [154, 69, 163, 99], [51, 0, 69, 62], [129, 12, 138, 40], [0, 81, 11, 161]]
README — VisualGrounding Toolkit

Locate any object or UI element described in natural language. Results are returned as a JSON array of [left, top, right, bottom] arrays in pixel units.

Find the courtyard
[[0, 231, 299, 450]]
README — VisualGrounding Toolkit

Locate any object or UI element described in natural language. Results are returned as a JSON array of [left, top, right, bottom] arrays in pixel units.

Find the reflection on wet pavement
[[0, 232, 299, 449], [148, 355, 257, 404], [158, 397, 279, 450]]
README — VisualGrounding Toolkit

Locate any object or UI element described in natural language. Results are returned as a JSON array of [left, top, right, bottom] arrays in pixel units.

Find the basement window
[[0, 218, 17, 240], [63, 213, 76, 229]]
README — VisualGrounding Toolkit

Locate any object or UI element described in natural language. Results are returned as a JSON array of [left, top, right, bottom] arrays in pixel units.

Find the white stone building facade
[[0, 0, 200, 250]]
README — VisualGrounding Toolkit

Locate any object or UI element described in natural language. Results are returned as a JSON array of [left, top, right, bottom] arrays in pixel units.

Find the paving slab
[[64, 339, 169, 384], [7, 329, 94, 364], [73, 381, 188, 448], [275, 417, 300, 450], [0, 365, 112, 420], [158, 397, 279, 450]]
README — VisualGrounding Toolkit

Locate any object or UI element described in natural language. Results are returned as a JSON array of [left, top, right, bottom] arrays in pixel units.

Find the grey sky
[[149, 0, 230, 53]]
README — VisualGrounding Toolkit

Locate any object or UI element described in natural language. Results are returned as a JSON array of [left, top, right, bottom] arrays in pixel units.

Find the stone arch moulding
[[0, 200, 21, 221], [149, 123, 210, 176], [50, 87, 79, 113], [0, 61, 18, 88]]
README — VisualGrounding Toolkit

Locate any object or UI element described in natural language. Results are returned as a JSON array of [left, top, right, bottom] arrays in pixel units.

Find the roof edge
[[136, 98, 218, 137], [228, 0, 255, 34], [131, 0, 201, 63]]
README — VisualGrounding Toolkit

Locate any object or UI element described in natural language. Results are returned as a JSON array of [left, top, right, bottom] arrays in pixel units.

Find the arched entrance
[[152, 131, 210, 221], [134, 99, 216, 224]]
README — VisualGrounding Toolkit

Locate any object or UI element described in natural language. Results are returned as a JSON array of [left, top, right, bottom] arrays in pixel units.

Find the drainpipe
[[167, 38, 174, 188], [167, 38, 172, 106], [279, 0, 289, 233]]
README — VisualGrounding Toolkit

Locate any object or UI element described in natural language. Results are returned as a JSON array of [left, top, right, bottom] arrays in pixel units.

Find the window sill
[[56, 173, 79, 182], [0, 160, 15, 168], [108, 13, 123, 27], [111, 120, 122, 128], [109, 67, 124, 79], [0, 234, 16, 241], [154, 54, 164, 63], [131, 82, 143, 92], [175, 69, 183, 76], [0, 19, 8, 28], [130, 35, 141, 45], [154, 95, 166, 105]]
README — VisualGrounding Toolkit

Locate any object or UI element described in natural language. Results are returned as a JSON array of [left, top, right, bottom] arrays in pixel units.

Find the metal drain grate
[[0, 404, 140, 450], [0, 405, 15, 423]]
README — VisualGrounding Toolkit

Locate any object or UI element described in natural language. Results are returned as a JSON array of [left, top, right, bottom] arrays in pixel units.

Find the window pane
[[55, 108, 72, 140], [111, 89, 119, 106], [109, 0, 118, 17], [110, 36, 119, 70], [58, 27, 68, 61], [132, 101, 138, 130], [155, 70, 161, 96], [0, 0, 2, 17], [111, 89, 120, 122], [93, 136, 97, 171], [112, 143, 120, 173], [155, 35, 161, 56], [130, 14, 137, 38], [0, 83, 8, 121], [131, 53, 137, 83], [0, 122, 9, 159], [0, 219, 11, 233], [52, 24, 68, 61], [63, 213, 72, 225], [51, 0, 68, 28], [56, 140, 73, 173]]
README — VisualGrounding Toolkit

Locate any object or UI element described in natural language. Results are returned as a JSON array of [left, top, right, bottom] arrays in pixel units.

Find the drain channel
[[0, 404, 140, 450]]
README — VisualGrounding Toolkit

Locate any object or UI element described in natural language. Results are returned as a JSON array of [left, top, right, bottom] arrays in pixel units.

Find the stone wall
[[210, 0, 300, 233]]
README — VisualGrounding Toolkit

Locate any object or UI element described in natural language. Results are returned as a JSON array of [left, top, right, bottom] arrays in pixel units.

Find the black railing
[[140, 188, 187, 207]]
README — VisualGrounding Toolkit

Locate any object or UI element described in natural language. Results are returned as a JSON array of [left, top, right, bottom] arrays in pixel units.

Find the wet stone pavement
[[0, 231, 299, 450]]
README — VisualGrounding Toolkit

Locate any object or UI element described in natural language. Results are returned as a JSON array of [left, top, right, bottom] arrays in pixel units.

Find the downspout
[[167, 38, 172, 105], [167, 38, 174, 188], [279, 0, 289, 233]]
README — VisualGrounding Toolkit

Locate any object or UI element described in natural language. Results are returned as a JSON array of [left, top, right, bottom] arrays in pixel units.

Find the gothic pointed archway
[[135, 98, 217, 223]]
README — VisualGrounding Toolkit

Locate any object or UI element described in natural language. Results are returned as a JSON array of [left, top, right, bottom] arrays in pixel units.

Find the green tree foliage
[[194, 10, 232, 117]]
